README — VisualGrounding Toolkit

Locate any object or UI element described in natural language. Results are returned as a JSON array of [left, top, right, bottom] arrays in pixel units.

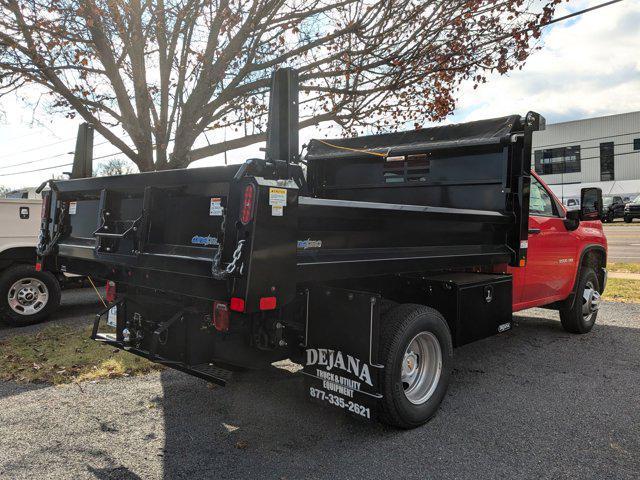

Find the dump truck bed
[[39, 115, 533, 310]]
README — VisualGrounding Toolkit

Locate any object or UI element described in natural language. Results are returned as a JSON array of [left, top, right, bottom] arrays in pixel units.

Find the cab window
[[530, 177, 557, 217]]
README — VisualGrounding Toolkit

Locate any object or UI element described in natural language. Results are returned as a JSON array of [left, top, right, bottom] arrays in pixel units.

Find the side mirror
[[580, 187, 602, 221], [564, 209, 581, 231]]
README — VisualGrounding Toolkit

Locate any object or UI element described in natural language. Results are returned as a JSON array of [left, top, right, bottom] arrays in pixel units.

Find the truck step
[[186, 363, 234, 386]]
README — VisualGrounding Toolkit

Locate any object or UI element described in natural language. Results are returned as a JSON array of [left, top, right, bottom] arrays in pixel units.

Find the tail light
[[40, 192, 51, 220], [229, 297, 245, 312], [240, 183, 255, 225], [213, 301, 230, 332], [105, 281, 117, 302], [259, 296, 277, 311]]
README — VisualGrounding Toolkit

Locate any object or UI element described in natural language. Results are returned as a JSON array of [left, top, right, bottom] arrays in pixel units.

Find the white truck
[[0, 193, 61, 326]]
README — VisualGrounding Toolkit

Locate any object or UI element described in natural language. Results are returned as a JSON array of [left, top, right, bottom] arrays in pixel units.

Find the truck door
[[521, 176, 577, 305]]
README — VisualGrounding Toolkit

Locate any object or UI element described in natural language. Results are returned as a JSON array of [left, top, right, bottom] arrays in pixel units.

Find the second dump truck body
[[38, 85, 607, 427]]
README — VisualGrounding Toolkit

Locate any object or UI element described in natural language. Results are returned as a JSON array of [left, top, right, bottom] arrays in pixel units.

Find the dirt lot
[[1, 301, 639, 480]]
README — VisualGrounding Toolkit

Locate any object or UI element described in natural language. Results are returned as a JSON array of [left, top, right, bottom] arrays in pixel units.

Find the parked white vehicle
[[0, 196, 61, 326]]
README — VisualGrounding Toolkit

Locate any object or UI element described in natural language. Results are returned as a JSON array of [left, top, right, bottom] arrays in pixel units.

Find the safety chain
[[210, 206, 245, 278], [225, 239, 245, 274]]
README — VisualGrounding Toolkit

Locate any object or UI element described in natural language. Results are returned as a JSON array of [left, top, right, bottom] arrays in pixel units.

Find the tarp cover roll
[[306, 115, 523, 160]]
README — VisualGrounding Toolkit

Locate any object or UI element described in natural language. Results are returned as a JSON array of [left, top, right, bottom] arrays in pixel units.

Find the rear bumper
[[96, 333, 234, 385], [91, 300, 233, 385]]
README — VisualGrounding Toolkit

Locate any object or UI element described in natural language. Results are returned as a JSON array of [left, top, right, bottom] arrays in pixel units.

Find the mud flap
[[302, 286, 384, 421]]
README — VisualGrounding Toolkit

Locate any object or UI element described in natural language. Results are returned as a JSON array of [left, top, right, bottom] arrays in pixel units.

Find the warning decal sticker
[[269, 187, 287, 207], [209, 197, 223, 216]]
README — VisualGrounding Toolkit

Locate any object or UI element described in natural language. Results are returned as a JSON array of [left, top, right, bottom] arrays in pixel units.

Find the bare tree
[[95, 157, 136, 176], [0, 0, 559, 171]]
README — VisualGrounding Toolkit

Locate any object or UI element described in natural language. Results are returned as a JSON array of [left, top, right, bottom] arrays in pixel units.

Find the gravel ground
[[1, 301, 639, 480]]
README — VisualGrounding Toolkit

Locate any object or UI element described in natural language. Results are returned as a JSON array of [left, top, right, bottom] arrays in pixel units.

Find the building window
[[533, 146, 581, 175], [634, 138, 640, 150], [600, 142, 614, 181]]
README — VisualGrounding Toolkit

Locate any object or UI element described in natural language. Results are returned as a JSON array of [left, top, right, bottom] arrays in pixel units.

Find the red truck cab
[[509, 171, 607, 331]]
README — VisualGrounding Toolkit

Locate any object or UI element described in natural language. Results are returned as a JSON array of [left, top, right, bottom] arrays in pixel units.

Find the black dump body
[[300, 115, 532, 280], [37, 113, 540, 378]]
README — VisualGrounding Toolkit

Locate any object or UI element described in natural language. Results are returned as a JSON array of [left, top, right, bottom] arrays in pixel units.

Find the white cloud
[[450, 0, 640, 124]]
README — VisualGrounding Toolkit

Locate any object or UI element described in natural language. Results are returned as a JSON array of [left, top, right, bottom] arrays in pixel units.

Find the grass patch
[[608, 263, 640, 274], [603, 278, 640, 303], [0, 325, 162, 385]]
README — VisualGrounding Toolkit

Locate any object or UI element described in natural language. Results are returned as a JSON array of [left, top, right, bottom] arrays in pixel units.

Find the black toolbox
[[420, 273, 513, 346]]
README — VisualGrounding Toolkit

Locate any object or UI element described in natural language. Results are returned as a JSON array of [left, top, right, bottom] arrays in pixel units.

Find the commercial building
[[531, 111, 640, 205]]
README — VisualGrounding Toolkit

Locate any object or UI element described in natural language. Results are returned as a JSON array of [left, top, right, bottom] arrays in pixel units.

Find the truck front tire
[[378, 304, 453, 429], [559, 267, 600, 334], [0, 264, 61, 327]]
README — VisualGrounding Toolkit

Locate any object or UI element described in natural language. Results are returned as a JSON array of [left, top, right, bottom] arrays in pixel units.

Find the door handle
[[528, 228, 541, 235]]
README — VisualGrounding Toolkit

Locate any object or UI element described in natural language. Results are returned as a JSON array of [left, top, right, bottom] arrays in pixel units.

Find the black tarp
[[306, 115, 523, 160]]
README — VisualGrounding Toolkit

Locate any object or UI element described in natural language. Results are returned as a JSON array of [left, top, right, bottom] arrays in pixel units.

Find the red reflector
[[240, 183, 255, 225], [230, 297, 245, 312], [213, 301, 230, 332], [35, 262, 42, 272], [105, 281, 117, 302], [40, 193, 51, 220], [259, 296, 277, 311]]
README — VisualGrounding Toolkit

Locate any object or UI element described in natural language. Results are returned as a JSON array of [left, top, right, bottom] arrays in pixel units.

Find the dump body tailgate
[[40, 165, 241, 300]]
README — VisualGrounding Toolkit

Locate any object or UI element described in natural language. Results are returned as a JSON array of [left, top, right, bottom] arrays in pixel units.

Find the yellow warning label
[[269, 187, 287, 207]]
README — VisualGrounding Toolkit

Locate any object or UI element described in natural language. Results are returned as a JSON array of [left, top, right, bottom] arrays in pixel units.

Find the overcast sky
[[1, 0, 638, 189]]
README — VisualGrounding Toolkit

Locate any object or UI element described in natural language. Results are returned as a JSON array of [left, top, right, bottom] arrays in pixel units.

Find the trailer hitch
[[148, 310, 184, 361]]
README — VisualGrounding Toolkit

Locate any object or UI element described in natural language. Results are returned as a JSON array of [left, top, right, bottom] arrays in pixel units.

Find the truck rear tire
[[0, 264, 61, 327], [559, 267, 600, 334], [378, 304, 453, 429], [624, 216, 632, 223]]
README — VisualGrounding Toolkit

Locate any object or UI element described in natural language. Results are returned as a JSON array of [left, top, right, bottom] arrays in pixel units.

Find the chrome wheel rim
[[401, 332, 442, 405], [582, 280, 600, 322], [7, 278, 49, 316]]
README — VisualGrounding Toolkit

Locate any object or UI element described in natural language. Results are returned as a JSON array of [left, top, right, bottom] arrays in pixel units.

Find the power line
[[535, 129, 640, 149], [473, 0, 627, 53], [0, 136, 76, 160], [544, 0, 626, 27], [0, 138, 119, 171], [0, 151, 72, 171], [0, 162, 73, 177], [0, 133, 176, 175], [0, 128, 58, 142]]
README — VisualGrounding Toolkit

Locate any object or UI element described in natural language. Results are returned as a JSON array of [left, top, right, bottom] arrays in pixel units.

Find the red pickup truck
[[510, 171, 607, 333]]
